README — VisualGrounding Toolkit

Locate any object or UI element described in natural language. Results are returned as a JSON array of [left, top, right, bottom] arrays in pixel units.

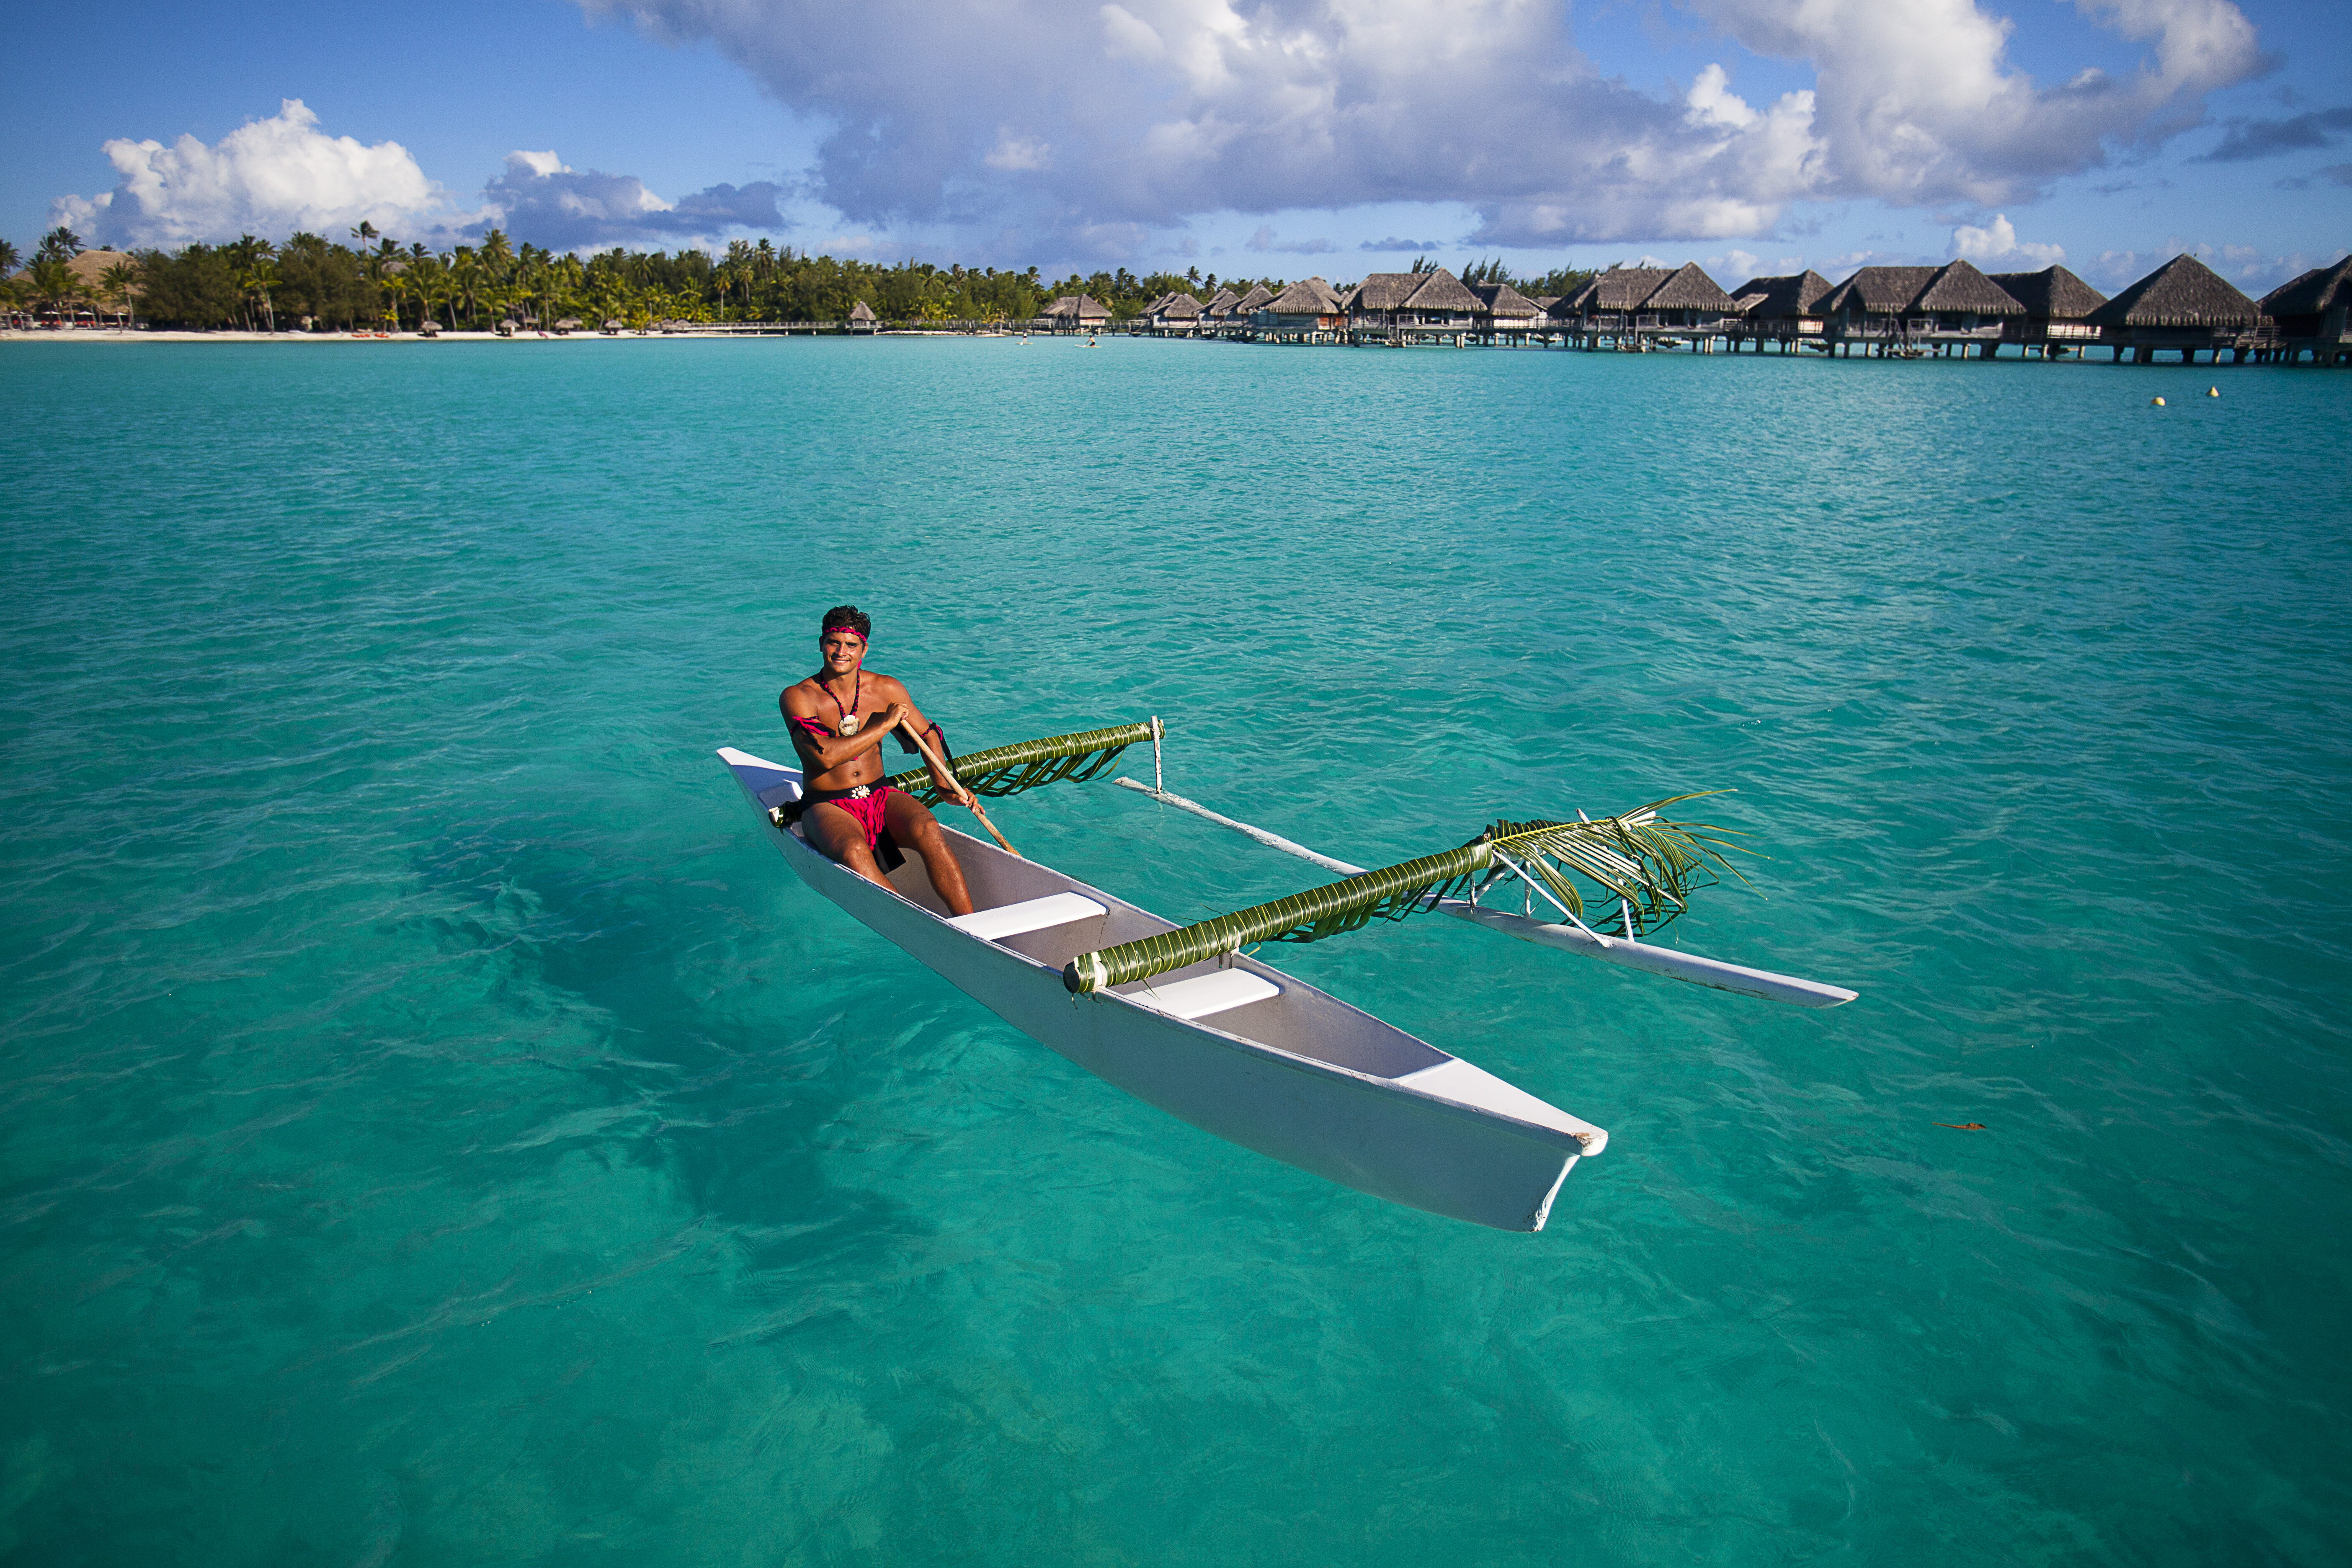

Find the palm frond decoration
[[883, 720, 1159, 805], [1064, 795, 1751, 995], [1475, 793, 1751, 934]]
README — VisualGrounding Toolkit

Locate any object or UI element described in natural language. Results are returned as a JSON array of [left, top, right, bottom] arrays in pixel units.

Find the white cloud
[[50, 99, 448, 247], [474, 150, 785, 248], [984, 132, 1053, 172], [584, 0, 2262, 252], [47, 103, 788, 253], [1246, 224, 1338, 255], [2087, 238, 2324, 292], [1951, 213, 2066, 265], [1683, 0, 2262, 206]]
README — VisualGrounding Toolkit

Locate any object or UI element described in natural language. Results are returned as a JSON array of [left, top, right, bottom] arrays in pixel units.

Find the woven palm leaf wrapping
[[883, 721, 1157, 804], [1062, 795, 1747, 994], [1063, 844, 1491, 993]]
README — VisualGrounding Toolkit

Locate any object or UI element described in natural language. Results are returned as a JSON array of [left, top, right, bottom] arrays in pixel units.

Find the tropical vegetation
[[5, 223, 1594, 331]]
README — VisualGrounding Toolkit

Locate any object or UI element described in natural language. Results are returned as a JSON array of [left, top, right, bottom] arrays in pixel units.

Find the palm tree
[[402, 253, 450, 331], [479, 228, 513, 281], [450, 249, 482, 330], [98, 259, 140, 328], [0, 240, 20, 278], [357, 238, 402, 329], [27, 257, 77, 325], [36, 226, 83, 264], [224, 235, 276, 330]]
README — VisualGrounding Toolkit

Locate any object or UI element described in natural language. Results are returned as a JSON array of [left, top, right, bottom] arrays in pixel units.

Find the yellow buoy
[[2208, 387, 2220, 397], [2151, 396, 2166, 407]]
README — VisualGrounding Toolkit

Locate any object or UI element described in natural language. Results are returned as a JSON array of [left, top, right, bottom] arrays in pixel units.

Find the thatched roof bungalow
[[1232, 284, 1275, 314], [1988, 266, 2107, 352], [1341, 273, 1416, 336], [1342, 268, 1480, 340], [2258, 255, 2352, 362], [1039, 294, 1112, 330], [1141, 291, 1204, 334], [1912, 261, 2023, 323], [1640, 263, 1737, 326], [848, 299, 877, 332], [1821, 262, 2021, 353], [1202, 286, 1243, 320], [1468, 281, 1543, 336], [1254, 277, 1347, 340], [1823, 266, 1937, 341], [1728, 270, 1834, 342], [2086, 255, 2259, 362], [1401, 269, 1480, 328], [1553, 266, 1672, 322]]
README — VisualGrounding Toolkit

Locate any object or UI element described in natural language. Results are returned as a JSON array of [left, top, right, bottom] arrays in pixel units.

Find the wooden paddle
[[900, 718, 1021, 858]]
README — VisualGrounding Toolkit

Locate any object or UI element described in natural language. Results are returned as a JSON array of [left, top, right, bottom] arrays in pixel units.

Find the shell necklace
[[824, 668, 862, 735], [823, 663, 870, 738]]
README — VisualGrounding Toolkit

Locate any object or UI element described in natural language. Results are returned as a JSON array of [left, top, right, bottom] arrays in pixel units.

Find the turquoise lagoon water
[[2, 336, 2347, 1565]]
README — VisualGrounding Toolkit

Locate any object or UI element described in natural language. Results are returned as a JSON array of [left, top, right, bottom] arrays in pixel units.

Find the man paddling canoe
[[779, 606, 977, 916]]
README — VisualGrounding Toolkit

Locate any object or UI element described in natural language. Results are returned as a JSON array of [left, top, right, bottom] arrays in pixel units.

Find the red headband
[[821, 626, 867, 642]]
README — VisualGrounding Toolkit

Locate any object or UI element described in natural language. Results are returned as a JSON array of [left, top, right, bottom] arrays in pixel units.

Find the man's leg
[[882, 791, 976, 917], [802, 803, 894, 890]]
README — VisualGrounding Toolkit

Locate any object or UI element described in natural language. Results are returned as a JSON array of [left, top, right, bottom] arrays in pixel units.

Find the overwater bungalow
[[1821, 262, 2022, 356], [1726, 270, 1834, 351], [1038, 294, 1112, 332], [1907, 260, 2024, 356], [2086, 255, 2259, 363], [1340, 269, 1480, 343], [1987, 266, 2107, 358], [1398, 269, 1481, 340], [1469, 281, 1544, 342], [1253, 278, 1348, 342], [1642, 263, 1738, 332], [1548, 263, 1734, 349], [1202, 286, 1243, 323], [848, 299, 878, 333], [2257, 255, 2352, 364], [1821, 267, 1936, 352], [1340, 273, 1420, 338], [1553, 266, 1672, 329], [1142, 291, 1205, 335]]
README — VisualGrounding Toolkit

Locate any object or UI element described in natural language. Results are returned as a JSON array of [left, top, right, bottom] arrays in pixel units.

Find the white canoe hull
[[720, 748, 1606, 1231]]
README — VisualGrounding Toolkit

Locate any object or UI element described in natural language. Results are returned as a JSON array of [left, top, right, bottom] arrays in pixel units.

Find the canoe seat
[[1118, 969, 1281, 1021], [947, 892, 1108, 943]]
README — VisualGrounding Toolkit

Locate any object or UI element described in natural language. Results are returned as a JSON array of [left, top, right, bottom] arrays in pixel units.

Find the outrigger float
[[719, 721, 1854, 1232]]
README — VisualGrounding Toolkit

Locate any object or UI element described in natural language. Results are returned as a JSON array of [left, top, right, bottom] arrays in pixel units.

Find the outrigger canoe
[[720, 719, 1854, 1232], [719, 743, 1607, 1231]]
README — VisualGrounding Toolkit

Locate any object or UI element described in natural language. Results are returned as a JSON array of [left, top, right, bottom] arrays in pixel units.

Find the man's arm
[[881, 680, 961, 795], [781, 686, 906, 773]]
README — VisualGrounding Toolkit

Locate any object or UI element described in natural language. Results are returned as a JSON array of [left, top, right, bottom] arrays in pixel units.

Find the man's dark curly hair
[[819, 605, 871, 641]]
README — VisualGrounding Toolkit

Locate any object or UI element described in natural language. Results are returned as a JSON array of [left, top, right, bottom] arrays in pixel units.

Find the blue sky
[[10, 0, 2349, 291]]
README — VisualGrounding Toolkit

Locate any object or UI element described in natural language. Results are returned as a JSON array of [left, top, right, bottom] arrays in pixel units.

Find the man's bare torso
[[780, 670, 922, 789]]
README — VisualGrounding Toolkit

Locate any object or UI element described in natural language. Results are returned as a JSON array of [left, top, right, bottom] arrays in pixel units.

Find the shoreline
[[0, 328, 687, 344]]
